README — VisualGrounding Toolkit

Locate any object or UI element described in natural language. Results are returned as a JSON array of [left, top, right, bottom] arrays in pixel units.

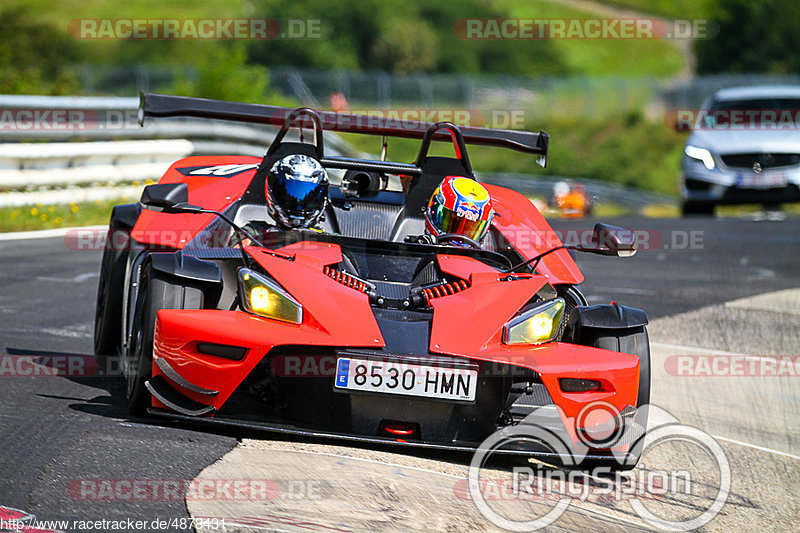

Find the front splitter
[[146, 407, 636, 465]]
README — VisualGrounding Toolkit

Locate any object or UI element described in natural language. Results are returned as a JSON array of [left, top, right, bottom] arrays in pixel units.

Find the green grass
[[494, 0, 685, 77], [2, 0, 249, 66], [3, 0, 241, 21], [0, 200, 116, 232], [601, 0, 713, 20]]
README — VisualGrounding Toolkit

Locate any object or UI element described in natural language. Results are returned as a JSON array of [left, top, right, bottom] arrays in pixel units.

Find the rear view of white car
[[681, 85, 800, 215]]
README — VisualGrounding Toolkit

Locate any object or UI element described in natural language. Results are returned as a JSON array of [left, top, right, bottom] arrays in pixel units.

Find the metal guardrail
[[0, 94, 674, 211], [0, 95, 357, 207]]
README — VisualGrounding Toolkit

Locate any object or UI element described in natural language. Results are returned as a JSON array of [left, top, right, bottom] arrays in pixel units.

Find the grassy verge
[[601, 0, 713, 20], [0, 200, 116, 232], [495, 0, 685, 77]]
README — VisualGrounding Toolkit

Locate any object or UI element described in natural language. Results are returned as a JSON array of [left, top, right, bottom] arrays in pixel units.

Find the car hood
[[688, 129, 800, 155]]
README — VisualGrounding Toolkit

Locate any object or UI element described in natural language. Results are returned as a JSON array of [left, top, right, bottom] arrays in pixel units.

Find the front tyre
[[581, 325, 650, 470], [93, 222, 131, 369], [125, 262, 203, 415]]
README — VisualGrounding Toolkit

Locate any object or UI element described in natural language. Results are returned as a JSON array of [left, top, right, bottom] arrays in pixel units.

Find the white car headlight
[[238, 268, 302, 324], [503, 298, 565, 345], [684, 145, 716, 170]]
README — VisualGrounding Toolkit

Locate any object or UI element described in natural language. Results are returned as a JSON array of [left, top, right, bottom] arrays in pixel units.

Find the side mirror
[[140, 183, 188, 212], [589, 223, 637, 257], [140, 183, 204, 214]]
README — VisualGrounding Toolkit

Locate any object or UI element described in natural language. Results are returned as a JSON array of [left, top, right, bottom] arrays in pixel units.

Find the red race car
[[94, 94, 650, 468]]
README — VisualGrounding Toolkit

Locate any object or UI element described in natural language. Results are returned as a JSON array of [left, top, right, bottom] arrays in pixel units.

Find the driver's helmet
[[424, 176, 495, 243], [266, 154, 329, 228], [553, 180, 570, 198]]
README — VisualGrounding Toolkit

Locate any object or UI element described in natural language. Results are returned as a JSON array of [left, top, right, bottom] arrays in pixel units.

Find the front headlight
[[503, 298, 565, 345], [238, 268, 302, 324], [684, 145, 716, 170]]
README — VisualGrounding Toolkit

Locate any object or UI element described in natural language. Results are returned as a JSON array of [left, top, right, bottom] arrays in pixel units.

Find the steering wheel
[[435, 233, 482, 249]]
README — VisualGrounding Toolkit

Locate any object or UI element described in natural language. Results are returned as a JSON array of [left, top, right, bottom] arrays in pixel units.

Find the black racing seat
[[391, 122, 475, 241]]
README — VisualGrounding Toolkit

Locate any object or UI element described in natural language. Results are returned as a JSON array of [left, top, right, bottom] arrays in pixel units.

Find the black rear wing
[[139, 93, 548, 167]]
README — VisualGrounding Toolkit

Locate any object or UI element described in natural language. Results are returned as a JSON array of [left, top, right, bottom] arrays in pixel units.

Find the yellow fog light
[[249, 286, 272, 314], [238, 268, 302, 324], [528, 315, 553, 339], [503, 298, 565, 345]]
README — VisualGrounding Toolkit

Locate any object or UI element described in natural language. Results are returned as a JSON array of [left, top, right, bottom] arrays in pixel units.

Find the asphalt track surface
[[0, 215, 798, 532]]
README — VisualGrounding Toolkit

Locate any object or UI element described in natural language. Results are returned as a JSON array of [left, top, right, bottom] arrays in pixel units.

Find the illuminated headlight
[[503, 298, 565, 345], [238, 268, 302, 324], [684, 145, 715, 170]]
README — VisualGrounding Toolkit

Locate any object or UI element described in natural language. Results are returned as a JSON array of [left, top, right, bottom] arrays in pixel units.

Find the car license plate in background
[[334, 357, 478, 401], [736, 170, 787, 188]]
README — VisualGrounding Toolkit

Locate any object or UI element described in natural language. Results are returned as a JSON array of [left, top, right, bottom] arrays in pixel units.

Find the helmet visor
[[269, 175, 326, 215], [429, 201, 491, 241]]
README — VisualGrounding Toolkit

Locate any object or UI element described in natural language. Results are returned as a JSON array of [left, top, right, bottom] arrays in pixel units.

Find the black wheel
[[681, 201, 714, 216], [94, 222, 131, 371], [581, 325, 650, 469], [125, 262, 203, 415]]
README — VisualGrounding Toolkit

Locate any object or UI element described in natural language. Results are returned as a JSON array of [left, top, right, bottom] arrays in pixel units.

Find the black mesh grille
[[371, 281, 411, 300], [721, 153, 800, 169], [334, 202, 403, 240]]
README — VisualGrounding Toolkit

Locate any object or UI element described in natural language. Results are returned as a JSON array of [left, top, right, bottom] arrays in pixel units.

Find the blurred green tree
[[695, 0, 800, 73], [170, 43, 283, 104], [247, 0, 568, 75], [372, 19, 437, 74], [0, 6, 80, 94]]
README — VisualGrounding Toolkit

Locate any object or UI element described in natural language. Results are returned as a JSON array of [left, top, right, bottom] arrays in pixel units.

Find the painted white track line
[[652, 341, 790, 364], [0, 225, 107, 241], [650, 341, 740, 356], [710, 435, 800, 461]]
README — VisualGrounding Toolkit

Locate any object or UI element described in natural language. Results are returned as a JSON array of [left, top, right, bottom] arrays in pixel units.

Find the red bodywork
[[134, 157, 639, 448]]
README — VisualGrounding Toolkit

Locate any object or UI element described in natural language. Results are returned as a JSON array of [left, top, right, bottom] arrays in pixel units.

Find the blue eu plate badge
[[335, 358, 350, 387]]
